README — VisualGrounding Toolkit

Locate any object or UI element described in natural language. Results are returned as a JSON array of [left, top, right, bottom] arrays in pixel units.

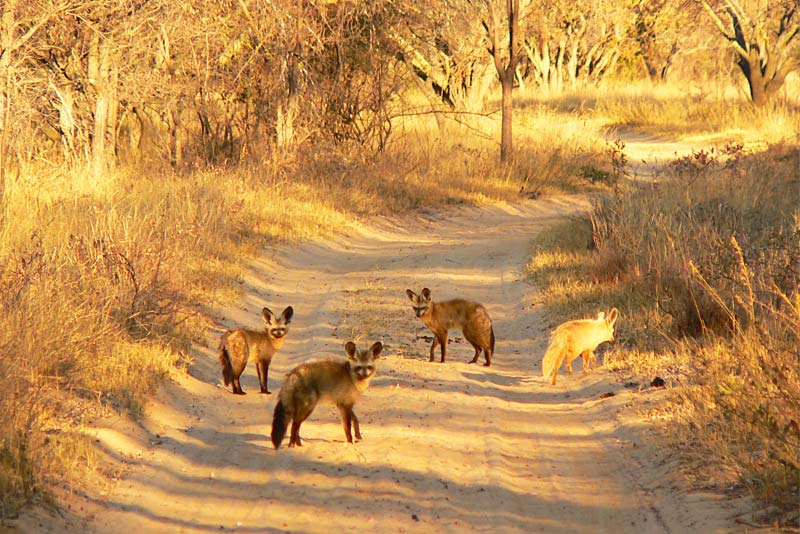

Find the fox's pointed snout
[[355, 368, 373, 380]]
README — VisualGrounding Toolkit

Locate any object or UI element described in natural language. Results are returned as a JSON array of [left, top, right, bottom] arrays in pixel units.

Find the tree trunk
[[0, 0, 17, 198], [484, 0, 519, 162], [50, 81, 76, 163], [107, 62, 118, 164], [540, 42, 550, 89], [566, 39, 578, 88], [738, 51, 791, 107], [277, 45, 300, 148], [89, 33, 113, 177], [523, 39, 552, 92], [500, 71, 513, 161], [0, 62, 9, 203], [167, 105, 182, 167], [276, 101, 296, 148], [744, 64, 767, 107], [0, 67, 8, 205]]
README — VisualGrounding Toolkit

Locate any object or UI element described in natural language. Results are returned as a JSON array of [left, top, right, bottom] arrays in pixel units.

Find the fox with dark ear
[[406, 288, 495, 366], [271, 340, 383, 449], [218, 306, 294, 394]]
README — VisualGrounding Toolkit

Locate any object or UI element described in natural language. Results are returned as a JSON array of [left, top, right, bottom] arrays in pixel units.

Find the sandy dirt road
[[60, 188, 745, 534]]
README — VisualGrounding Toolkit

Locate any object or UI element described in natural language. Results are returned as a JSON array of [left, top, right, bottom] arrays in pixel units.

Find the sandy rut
[[52, 186, 741, 534]]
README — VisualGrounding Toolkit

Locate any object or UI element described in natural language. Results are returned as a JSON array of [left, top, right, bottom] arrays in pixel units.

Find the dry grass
[[527, 142, 800, 525], [517, 81, 800, 147], [0, 110, 611, 518]]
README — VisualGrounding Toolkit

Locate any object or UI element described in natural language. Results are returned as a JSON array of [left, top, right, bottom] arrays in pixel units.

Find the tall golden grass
[[0, 111, 609, 517], [528, 140, 800, 525]]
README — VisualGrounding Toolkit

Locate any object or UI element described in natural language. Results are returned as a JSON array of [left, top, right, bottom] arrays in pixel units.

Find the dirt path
[[44, 178, 741, 534], [608, 127, 708, 181]]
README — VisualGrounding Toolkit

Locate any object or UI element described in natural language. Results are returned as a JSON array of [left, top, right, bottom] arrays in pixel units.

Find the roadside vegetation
[[527, 109, 800, 525]]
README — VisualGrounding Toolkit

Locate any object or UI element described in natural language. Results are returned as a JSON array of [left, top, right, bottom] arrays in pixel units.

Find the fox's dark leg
[[350, 409, 362, 441], [483, 344, 492, 367], [338, 405, 354, 443], [289, 421, 303, 447], [256, 360, 271, 393], [289, 404, 314, 447], [232, 374, 245, 395], [438, 332, 448, 363], [467, 339, 481, 364], [429, 336, 438, 362]]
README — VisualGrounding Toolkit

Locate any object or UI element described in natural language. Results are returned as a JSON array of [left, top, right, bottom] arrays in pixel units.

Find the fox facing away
[[542, 308, 619, 385], [218, 306, 294, 395], [406, 288, 495, 366], [270, 341, 383, 449]]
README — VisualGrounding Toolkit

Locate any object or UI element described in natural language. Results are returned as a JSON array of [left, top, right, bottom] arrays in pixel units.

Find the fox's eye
[[366, 366, 374, 372]]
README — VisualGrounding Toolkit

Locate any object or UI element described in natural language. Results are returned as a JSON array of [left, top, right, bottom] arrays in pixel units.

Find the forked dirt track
[[15, 135, 747, 533]]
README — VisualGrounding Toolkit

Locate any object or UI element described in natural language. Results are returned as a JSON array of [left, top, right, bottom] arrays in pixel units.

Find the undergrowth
[[527, 142, 800, 526]]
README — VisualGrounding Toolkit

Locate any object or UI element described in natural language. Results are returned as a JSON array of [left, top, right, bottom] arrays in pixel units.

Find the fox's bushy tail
[[271, 399, 290, 449], [490, 327, 496, 355], [219, 340, 234, 386], [542, 332, 568, 383]]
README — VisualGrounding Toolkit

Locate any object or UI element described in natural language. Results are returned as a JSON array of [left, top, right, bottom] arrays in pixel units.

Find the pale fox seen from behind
[[218, 306, 294, 395], [271, 341, 383, 449], [541, 308, 619, 385], [406, 287, 495, 366]]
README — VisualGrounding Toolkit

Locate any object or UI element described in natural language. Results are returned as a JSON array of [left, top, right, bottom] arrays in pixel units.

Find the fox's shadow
[[461, 371, 524, 387]]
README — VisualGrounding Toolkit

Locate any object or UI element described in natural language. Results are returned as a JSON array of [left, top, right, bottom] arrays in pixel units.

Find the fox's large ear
[[596, 311, 605, 320], [406, 289, 416, 301], [607, 308, 619, 327], [262, 307, 275, 324], [369, 341, 384, 359], [421, 287, 431, 300], [281, 306, 294, 324], [345, 341, 358, 360]]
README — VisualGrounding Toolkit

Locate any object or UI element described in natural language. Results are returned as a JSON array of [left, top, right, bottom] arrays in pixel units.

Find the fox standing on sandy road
[[406, 288, 495, 366], [218, 306, 294, 395], [542, 308, 619, 385], [271, 341, 383, 449]]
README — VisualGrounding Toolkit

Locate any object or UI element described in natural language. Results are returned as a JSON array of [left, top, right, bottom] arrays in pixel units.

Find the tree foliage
[[1, 0, 798, 174]]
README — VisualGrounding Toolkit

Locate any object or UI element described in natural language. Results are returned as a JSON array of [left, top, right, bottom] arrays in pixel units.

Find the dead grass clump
[[0, 169, 209, 517], [672, 281, 800, 522], [529, 140, 799, 522], [591, 146, 798, 522]]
